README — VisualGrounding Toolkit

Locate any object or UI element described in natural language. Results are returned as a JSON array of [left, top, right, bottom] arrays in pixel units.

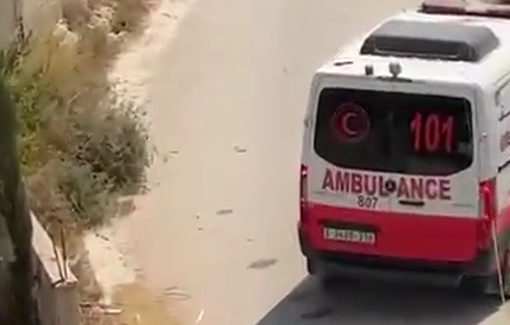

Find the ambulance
[[298, 0, 510, 298]]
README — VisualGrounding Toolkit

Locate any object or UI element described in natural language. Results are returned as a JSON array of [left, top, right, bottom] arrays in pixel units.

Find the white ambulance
[[298, 0, 510, 298]]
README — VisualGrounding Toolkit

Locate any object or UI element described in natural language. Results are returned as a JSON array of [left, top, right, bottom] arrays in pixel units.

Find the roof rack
[[420, 0, 510, 18]]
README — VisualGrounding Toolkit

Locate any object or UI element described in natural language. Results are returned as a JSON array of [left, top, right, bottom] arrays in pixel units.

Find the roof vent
[[360, 20, 499, 62]]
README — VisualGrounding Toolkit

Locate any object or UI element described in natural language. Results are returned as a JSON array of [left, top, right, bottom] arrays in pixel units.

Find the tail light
[[300, 165, 309, 222], [478, 179, 497, 249]]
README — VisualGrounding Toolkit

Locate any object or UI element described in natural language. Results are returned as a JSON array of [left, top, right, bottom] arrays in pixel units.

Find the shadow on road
[[255, 277, 502, 325]]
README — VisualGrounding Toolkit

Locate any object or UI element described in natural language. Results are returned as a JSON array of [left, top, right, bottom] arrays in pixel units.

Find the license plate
[[323, 227, 376, 245]]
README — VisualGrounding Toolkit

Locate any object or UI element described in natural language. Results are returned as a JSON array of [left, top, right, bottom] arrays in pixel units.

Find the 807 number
[[357, 195, 378, 209]]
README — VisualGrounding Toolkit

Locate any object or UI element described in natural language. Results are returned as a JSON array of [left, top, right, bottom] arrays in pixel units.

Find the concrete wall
[[21, 0, 64, 38], [0, 0, 65, 52], [0, 0, 17, 51], [31, 214, 80, 325], [0, 214, 80, 325]]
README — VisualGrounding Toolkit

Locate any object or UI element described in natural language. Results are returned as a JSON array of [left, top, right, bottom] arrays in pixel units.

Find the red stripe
[[305, 203, 479, 262]]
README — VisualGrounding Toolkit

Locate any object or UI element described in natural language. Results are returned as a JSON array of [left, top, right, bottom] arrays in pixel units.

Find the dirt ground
[[81, 279, 177, 325], [82, 0, 197, 323], [114, 281, 177, 325]]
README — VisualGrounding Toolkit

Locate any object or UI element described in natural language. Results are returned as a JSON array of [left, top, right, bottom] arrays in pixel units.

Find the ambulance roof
[[318, 7, 510, 88]]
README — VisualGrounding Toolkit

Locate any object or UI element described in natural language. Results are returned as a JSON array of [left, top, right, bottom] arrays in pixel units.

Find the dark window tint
[[313, 88, 473, 176]]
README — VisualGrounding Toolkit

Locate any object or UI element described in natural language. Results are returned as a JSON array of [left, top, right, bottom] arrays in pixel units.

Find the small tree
[[0, 75, 35, 324]]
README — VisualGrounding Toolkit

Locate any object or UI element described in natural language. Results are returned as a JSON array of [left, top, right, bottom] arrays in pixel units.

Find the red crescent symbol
[[330, 102, 370, 143], [341, 112, 357, 136]]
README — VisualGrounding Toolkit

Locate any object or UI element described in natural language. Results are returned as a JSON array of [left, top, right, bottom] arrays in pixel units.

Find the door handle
[[398, 200, 425, 207]]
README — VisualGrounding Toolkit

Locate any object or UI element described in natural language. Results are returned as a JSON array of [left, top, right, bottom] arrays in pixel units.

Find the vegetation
[[0, 1, 154, 322], [0, 74, 36, 325], [1, 0, 153, 235]]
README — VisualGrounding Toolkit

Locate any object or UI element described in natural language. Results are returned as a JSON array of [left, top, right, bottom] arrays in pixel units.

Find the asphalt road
[[126, 0, 510, 324]]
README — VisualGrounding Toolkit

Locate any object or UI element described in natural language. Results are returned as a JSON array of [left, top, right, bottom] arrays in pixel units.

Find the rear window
[[313, 88, 473, 176]]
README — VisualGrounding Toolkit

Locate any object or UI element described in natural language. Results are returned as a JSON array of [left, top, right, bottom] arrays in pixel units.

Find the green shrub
[[55, 158, 116, 228], [66, 97, 151, 193], [26, 157, 116, 230]]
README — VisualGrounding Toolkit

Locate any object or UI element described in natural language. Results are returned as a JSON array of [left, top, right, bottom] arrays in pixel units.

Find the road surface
[[123, 0, 510, 324]]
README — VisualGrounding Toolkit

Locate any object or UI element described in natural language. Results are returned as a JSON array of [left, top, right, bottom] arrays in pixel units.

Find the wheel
[[461, 271, 509, 300], [306, 257, 359, 292], [500, 247, 510, 299], [468, 246, 510, 301], [483, 245, 510, 300], [306, 257, 317, 275], [460, 276, 489, 296], [306, 258, 336, 289], [317, 273, 337, 290]]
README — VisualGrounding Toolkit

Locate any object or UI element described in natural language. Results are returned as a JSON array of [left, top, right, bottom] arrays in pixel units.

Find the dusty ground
[[83, 0, 197, 323], [86, 0, 510, 325], [112, 282, 176, 324]]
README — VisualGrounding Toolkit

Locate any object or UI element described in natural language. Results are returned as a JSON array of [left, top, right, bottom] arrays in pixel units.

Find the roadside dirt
[[113, 281, 177, 325], [81, 0, 198, 324]]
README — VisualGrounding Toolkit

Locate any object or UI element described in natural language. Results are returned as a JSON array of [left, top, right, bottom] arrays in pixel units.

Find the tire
[[500, 247, 510, 299], [306, 258, 337, 289], [317, 273, 337, 291], [460, 276, 489, 296], [306, 257, 317, 275], [465, 246, 510, 301], [484, 245, 510, 300]]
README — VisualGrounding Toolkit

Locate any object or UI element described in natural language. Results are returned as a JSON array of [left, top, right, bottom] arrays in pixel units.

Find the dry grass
[[63, 0, 155, 40]]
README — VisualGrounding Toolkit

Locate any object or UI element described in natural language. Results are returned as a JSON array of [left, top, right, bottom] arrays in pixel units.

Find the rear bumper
[[298, 221, 496, 286]]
